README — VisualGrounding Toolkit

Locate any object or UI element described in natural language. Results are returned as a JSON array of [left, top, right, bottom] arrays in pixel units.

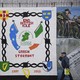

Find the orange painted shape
[[3, 18, 6, 21], [29, 44, 39, 50]]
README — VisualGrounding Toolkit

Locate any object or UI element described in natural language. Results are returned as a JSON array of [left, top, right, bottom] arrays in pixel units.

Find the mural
[[0, 8, 57, 79]]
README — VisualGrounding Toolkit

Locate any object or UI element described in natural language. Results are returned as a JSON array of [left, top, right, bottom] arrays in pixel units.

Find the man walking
[[59, 52, 73, 80]]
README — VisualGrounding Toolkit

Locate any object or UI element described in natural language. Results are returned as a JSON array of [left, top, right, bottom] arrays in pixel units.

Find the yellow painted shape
[[45, 16, 49, 18], [0, 10, 2, 14], [2, 63, 8, 71], [48, 12, 51, 15], [22, 68, 30, 79], [0, 10, 2, 20], [6, 11, 9, 14]]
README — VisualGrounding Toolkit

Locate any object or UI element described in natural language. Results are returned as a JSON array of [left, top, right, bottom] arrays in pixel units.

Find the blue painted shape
[[10, 24, 18, 34], [10, 24, 20, 50], [42, 10, 52, 21], [47, 61, 52, 71]]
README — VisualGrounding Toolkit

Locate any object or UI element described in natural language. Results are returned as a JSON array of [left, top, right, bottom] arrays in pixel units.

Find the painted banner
[[0, 8, 57, 80]]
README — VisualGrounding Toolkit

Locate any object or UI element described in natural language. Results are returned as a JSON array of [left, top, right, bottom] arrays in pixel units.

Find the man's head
[[65, 9, 71, 16], [61, 52, 66, 57]]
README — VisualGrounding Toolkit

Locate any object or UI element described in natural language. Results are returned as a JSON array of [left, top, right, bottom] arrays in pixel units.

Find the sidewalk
[[57, 69, 70, 80]]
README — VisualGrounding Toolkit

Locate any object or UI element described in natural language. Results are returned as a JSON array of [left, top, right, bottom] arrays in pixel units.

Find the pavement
[[57, 69, 70, 80]]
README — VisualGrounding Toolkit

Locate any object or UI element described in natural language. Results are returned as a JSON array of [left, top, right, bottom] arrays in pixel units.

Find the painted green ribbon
[[34, 22, 43, 38]]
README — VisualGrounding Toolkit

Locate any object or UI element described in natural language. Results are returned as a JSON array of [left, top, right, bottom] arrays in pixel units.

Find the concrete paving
[[58, 69, 70, 80]]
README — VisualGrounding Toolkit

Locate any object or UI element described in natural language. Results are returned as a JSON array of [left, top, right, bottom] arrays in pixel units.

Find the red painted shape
[[6, 14, 9, 17], [0, 14, 2, 17], [3, 11, 6, 13]]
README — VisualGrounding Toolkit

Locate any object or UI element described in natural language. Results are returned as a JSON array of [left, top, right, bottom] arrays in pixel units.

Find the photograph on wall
[[57, 7, 80, 80], [0, 8, 57, 80], [57, 7, 80, 39]]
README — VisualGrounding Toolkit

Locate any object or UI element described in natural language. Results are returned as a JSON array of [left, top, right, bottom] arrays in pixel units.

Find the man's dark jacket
[[59, 56, 69, 68]]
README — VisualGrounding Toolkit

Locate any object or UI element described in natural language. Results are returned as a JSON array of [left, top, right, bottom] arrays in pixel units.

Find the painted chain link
[[9, 12, 42, 17], [45, 21, 51, 62], [1, 20, 7, 61], [9, 62, 47, 68]]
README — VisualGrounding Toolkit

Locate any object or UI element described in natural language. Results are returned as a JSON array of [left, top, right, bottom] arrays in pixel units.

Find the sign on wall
[[68, 47, 80, 80]]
